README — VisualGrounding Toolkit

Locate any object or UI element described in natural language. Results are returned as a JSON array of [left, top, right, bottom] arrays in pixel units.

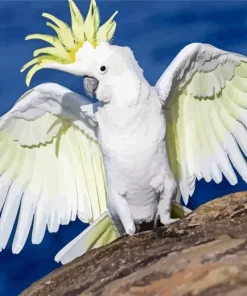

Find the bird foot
[[160, 217, 180, 225]]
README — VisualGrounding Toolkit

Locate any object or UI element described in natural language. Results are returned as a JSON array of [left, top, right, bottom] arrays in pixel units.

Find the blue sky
[[1, 1, 247, 295]]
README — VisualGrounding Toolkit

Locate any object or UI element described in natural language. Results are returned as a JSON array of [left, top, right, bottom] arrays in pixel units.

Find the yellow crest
[[21, 0, 118, 86]]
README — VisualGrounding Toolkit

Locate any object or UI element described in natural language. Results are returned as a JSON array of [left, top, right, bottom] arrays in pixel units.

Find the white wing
[[0, 83, 107, 253], [156, 43, 247, 205]]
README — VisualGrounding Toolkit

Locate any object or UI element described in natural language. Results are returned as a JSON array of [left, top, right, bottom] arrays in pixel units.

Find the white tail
[[55, 210, 119, 264]]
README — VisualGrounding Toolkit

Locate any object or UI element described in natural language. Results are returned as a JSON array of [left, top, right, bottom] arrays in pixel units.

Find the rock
[[21, 191, 247, 296]]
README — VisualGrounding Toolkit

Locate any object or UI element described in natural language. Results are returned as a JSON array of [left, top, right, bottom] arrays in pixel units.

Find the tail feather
[[172, 187, 192, 218], [55, 210, 119, 264], [55, 201, 192, 265], [171, 201, 192, 218]]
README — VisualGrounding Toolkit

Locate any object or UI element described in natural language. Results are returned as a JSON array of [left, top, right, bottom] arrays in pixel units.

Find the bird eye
[[100, 65, 107, 74]]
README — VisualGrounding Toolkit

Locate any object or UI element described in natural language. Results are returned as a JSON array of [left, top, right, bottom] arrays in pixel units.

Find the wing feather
[[156, 43, 247, 204], [0, 183, 23, 249], [12, 149, 42, 253], [32, 178, 49, 245], [0, 175, 13, 213], [210, 102, 237, 183], [78, 132, 101, 222], [0, 83, 107, 253]]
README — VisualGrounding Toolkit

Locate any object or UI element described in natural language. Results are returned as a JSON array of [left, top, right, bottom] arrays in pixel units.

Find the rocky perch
[[21, 192, 247, 296]]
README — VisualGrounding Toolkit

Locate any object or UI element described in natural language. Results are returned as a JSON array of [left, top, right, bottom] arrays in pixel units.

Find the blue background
[[1, 0, 247, 295]]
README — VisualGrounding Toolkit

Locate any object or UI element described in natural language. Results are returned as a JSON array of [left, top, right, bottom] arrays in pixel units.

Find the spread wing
[[156, 43, 247, 205], [0, 83, 107, 253]]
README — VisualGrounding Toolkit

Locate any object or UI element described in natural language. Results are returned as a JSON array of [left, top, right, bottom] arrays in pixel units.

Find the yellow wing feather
[[165, 56, 247, 204], [0, 107, 107, 253]]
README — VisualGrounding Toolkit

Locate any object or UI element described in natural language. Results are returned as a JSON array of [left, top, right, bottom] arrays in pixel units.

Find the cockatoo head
[[73, 41, 144, 103], [21, 0, 144, 104]]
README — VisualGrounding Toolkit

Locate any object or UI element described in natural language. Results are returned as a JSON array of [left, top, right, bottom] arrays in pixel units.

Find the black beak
[[83, 76, 99, 98]]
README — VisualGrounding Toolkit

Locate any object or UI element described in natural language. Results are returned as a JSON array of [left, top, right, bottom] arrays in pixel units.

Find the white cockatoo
[[1, 0, 247, 264]]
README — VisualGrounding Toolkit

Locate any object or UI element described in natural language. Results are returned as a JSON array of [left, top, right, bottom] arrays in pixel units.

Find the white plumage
[[0, 83, 109, 254], [156, 43, 247, 204], [1, 7, 247, 264], [55, 42, 247, 263]]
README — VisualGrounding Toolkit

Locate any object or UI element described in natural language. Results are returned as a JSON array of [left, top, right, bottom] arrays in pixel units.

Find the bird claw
[[160, 217, 180, 225], [126, 224, 136, 235]]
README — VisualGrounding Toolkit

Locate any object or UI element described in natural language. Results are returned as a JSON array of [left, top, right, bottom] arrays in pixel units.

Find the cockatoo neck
[[96, 81, 157, 134], [109, 71, 150, 107]]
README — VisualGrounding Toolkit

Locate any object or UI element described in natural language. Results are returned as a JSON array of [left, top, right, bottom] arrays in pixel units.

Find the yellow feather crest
[[21, 0, 118, 86]]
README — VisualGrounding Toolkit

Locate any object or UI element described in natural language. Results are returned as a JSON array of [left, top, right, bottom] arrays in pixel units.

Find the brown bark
[[21, 192, 247, 296]]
